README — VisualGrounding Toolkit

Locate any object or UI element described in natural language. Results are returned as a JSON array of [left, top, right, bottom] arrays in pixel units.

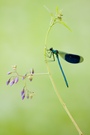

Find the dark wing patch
[[65, 54, 81, 63]]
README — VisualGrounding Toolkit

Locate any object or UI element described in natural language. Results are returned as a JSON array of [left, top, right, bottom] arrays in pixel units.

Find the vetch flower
[[7, 71, 12, 75], [9, 79, 15, 86], [21, 88, 25, 100], [6, 78, 11, 85], [7, 66, 36, 100], [14, 77, 19, 83]]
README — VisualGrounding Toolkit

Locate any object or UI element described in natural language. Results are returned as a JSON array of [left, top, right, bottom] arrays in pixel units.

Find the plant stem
[[46, 62, 83, 135], [44, 18, 84, 135]]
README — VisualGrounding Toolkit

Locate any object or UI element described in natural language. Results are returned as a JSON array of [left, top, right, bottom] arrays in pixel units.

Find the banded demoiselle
[[47, 48, 84, 87]]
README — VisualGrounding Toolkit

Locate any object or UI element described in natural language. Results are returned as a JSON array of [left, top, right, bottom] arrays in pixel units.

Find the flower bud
[[28, 75, 33, 81], [6, 78, 11, 85], [12, 65, 17, 70], [14, 77, 19, 83], [9, 79, 15, 86], [30, 68, 34, 75], [29, 92, 34, 99], [7, 71, 12, 75], [21, 88, 25, 100]]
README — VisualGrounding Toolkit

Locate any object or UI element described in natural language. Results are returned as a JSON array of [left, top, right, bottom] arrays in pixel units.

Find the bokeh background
[[0, 0, 90, 135]]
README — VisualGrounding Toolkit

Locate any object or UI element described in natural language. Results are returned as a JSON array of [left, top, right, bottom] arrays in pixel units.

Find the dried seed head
[[30, 68, 34, 75], [22, 73, 27, 80], [12, 65, 17, 70], [27, 94, 29, 99], [26, 91, 34, 99], [29, 92, 34, 99], [28, 75, 33, 81]]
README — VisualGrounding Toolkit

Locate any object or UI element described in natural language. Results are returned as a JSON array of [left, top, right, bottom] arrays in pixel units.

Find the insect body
[[47, 48, 84, 87]]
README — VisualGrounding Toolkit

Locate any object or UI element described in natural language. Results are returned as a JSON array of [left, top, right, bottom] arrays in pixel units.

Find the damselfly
[[46, 48, 84, 87]]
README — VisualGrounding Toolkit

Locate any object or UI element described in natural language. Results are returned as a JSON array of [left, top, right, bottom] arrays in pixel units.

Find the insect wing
[[59, 51, 84, 64]]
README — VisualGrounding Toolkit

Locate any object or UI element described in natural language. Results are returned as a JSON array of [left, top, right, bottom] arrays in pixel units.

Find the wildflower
[[7, 71, 12, 75], [9, 79, 15, 86], [7, 66, 35, 100], [14, 77, 19, 83], [6, 78, 11, 85], [21, 88, 25, 100]]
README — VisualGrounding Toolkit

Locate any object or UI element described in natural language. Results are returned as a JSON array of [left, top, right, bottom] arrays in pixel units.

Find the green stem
[[44, 21, 84, 135], [45, 23, 54, 48]]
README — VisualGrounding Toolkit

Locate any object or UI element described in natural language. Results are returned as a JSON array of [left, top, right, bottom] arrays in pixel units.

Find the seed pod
[[30, 68, 34, 75], [29, 92, 34, 99], [28, 75, 33, 81], [26, 91, 29, 99], [12, 65, 17, 70]]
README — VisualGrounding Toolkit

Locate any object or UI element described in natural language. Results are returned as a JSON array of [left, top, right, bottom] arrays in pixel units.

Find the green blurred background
[[0, 0, 90, 135]]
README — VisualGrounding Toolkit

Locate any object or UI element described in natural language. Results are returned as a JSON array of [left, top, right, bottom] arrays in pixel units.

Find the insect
[[46, 47, 84, 87]]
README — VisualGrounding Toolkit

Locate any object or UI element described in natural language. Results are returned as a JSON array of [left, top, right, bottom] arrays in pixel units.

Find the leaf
[[56, 6, 59, 14], [60, 21, 72, 31], [43, 5, 54, 17]]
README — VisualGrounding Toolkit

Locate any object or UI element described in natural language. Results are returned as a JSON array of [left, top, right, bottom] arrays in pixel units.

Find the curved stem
[[44, 20, 84, 135]]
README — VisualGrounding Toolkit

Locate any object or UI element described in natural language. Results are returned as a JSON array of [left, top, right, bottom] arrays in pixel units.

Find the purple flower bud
[[21, 89, 25, 100], [14, 77, 19, 83], [21, 89, 25, 96], [6, 78, 11, 85], [22, 94, 25, 100], [7, 71, 12, 75], [9, 79, 15, 86]]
